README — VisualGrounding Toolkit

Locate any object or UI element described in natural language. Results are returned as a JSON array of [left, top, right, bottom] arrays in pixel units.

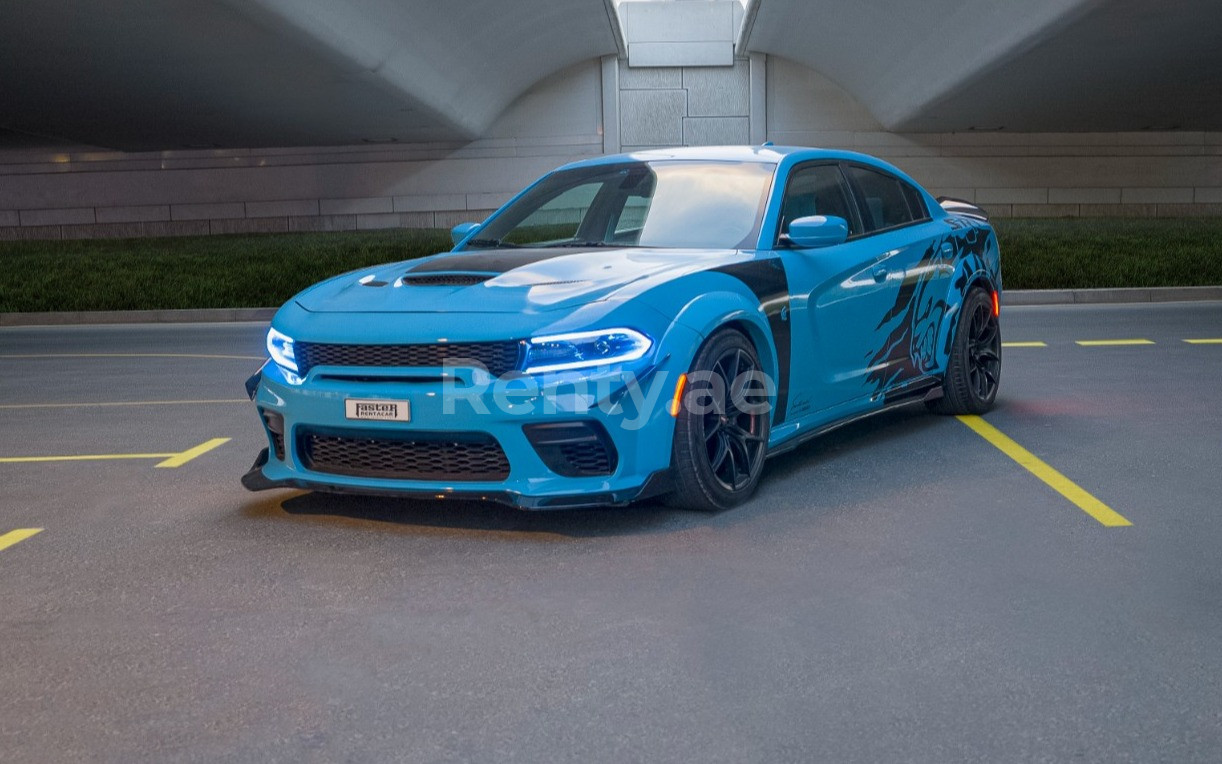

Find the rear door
[[840, 163, 949, 396]]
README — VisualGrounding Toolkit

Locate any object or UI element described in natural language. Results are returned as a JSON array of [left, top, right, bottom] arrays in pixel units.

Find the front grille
[[296, 341, 522, 377], [299, 429, 510, 482], [523, 421, 618, 477]]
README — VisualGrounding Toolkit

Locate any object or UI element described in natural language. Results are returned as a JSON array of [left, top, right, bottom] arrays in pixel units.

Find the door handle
[[872, 266, 889, 283]]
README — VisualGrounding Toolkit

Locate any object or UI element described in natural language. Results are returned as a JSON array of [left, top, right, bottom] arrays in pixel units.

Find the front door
[[777, 162, 940, 420]]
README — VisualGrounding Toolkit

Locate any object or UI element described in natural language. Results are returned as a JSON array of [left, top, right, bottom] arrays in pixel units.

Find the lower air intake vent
[[260, 409, 286, 461], [299, 429, 510, 482], [559, 440, 614, 475], [523, 421, 618, 477]]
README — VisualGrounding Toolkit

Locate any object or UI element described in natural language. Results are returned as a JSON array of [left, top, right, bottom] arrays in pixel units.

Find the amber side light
[[669, 373, 688, 417], [992, 290, 1000, 318]]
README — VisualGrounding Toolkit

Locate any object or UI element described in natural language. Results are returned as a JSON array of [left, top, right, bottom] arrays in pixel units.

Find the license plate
[[345, 398, 411, 422]]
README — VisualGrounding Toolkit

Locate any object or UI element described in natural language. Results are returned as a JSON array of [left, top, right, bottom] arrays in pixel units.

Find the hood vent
[[401, 273, 492, 287]]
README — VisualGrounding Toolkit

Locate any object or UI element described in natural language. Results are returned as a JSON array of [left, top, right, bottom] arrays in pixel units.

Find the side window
[[902, 181, 929, 221], [778, 164, 859, 240], [609, 172, 656, 244], [502, 182, 601, 244], [846, 165, 916, 233]]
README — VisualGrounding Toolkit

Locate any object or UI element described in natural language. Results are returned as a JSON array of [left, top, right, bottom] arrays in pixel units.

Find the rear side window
[[902, 182, 928, 220], [846, 165, 919, 233]]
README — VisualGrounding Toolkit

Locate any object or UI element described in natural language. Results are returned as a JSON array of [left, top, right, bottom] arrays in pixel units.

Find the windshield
[[465, 160, 775, 250]]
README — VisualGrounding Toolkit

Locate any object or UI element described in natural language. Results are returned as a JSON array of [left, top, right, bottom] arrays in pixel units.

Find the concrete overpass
[[0, 0, 623, 151], [1, 0, 1220, 239], [744, 0, 1222, 133]]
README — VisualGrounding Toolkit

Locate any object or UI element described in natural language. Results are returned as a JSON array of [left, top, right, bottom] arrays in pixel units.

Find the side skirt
[[766, 377, 942, 459]]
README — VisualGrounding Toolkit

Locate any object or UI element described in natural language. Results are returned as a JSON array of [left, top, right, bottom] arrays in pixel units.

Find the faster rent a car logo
[[356, 402, 399, 419]]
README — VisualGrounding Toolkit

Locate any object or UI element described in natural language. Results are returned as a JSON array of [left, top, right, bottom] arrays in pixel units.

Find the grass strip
[[995, 218, 1222, 290], [0, 229, 451, 312], [1, 219, 1220, 312]]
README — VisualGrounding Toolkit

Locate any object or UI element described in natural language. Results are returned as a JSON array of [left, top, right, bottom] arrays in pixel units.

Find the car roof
[[556, 145, 898, 172]]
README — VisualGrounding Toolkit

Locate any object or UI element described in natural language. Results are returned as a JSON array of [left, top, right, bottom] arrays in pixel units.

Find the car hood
[[294, 246, 744, 314]]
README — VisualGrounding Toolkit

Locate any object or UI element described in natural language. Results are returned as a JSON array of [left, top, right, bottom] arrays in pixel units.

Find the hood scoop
[[399, 272, 493, 287]]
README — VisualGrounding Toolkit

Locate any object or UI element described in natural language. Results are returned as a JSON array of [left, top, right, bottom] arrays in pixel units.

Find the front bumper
[[242, 344, 693, 509]]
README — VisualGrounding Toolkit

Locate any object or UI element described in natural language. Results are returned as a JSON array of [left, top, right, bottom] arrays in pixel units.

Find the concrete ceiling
[[2, 0, 1218, 151], [0, 0, 622, 151], [742, 0, 1222, 132]]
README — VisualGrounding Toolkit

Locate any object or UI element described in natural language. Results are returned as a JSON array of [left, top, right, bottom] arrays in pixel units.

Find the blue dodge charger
[[243, 146, 1001, 510]]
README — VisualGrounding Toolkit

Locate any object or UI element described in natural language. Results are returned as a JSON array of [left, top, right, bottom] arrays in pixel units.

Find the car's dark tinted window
[[846, 165, 917, 232], [902, 181, 928, 220], [778, 163, 859, 238]]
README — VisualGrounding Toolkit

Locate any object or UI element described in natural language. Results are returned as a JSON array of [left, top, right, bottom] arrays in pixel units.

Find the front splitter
[[240, 448, 673, 510]]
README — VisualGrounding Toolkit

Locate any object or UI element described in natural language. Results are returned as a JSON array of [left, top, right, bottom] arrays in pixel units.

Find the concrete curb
[[2, 288, 1221, 326], [0, 307, 277, 327], [1005, 286, 1222, 306]]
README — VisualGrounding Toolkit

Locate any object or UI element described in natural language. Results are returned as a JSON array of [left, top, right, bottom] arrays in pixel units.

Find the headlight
[[266, 327, 298, 373], [523, 328, 652, 374]]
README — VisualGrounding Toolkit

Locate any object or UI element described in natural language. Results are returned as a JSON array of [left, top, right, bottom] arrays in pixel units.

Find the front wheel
[[933, 288, 1001, 414], [666, 329, 771, 512]]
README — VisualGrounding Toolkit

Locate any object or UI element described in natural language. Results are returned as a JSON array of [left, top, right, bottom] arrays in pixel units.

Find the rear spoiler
[[937, 197, 989, 222]]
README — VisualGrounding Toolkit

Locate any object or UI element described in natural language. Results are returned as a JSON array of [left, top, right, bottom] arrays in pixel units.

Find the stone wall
[[0, 61, 607, 241], [2, 52, 1219, 242], [765, 56, 1222, 219], [613, 58, 753, 150]]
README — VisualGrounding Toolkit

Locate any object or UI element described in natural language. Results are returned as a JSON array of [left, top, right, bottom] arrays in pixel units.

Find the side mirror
[[787, 215, 848, 249], [450, 221, 482, 246]]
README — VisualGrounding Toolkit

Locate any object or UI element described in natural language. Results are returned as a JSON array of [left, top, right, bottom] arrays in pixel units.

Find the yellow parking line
[[1075, 339, 1154, 347], [0, 399, 247, 410], [0, 452, 176, 463], [155, 438, 231, 468], [1002, 341, 1047, 348], [0, 438, 230, 467], [0, 528, 44, 552], [0, 353, 262, 360], [957, 415, 1132, 527], [1184, 339, 1222, 344]]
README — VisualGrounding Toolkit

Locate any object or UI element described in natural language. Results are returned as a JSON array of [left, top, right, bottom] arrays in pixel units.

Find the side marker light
[[670, 373, 688, 417]]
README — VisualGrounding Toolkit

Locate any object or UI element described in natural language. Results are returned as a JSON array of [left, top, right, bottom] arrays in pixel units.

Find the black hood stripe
[[407, 247, 605, 276]]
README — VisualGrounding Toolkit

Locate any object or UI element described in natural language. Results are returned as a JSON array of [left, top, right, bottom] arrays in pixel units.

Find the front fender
[[640, 267, 790, 423]]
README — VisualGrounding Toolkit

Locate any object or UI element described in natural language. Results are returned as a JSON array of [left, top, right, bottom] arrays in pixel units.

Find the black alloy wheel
[[667, 329, 771, 511], [934, 288, 1001, 415], [966, 297, 1001, 401]]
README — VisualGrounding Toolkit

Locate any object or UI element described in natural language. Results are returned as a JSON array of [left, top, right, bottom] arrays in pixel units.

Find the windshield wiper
[[465, 238, 519, 248], [543, 241, 616, 248]]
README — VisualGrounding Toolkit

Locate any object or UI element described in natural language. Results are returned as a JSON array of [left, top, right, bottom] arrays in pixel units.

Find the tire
[[665, 329, 771, 512], [933, 288, 1001, 415]]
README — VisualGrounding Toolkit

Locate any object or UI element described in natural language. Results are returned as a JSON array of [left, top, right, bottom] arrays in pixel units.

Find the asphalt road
[[1, 302, 1221, 763]]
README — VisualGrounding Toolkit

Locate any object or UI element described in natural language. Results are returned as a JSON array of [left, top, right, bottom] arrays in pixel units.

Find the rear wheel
[[933, 288, 1001, 414], [666, 329, 771, 512]]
